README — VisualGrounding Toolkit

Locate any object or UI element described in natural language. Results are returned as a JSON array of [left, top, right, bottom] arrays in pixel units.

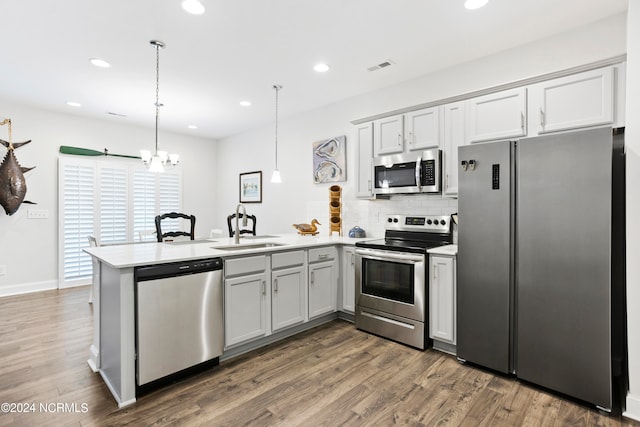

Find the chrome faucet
[[234, 203, 248, 244]]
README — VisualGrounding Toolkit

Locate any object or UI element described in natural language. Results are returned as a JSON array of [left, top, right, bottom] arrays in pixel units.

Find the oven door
[[355, 247, 426, 322]]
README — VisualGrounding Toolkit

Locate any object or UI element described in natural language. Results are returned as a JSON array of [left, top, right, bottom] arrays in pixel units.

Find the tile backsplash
[[307, 195, 458, 242]]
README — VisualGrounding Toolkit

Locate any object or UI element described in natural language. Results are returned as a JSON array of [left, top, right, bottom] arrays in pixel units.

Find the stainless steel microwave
[[372, 148, 442, 195]]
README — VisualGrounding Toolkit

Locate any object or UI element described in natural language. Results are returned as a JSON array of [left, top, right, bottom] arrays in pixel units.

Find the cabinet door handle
[[318, 254, 329, 260], [398, 134, 402, 146], [367, 179, 371, 191], [351, 253, 355, 265], [274, 278, 278, 293], [261, 280, 266, 295], [539, 108, 545, 128], [311, 271, 315, 285], [520, 112, 525, 131], [409, 131, 414, 145]]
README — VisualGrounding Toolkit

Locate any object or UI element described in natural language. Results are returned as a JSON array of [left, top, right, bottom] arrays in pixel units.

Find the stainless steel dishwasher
[[134, 258, 224, 388]]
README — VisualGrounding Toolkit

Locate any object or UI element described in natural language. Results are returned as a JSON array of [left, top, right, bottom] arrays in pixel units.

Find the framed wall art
[[312, 135, 346, 183], [239, 171, 262, 203]]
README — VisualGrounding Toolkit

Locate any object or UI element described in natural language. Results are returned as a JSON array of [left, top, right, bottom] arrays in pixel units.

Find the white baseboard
[[0, 280, 58, 298], [625, 392, 640, 422]]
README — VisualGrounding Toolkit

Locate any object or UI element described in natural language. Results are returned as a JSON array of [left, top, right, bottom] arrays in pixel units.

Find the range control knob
[[440, 219, 447, 226], [387, 217, 393, 223], [426, 219, 433, 225], [393, 218, 399, 223]]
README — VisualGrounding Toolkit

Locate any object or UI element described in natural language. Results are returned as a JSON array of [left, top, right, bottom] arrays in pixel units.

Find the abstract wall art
[[312, 135, 346, 184]]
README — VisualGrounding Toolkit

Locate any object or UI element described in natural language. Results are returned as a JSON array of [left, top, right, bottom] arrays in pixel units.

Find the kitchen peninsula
[[84, 234, 367, 407]]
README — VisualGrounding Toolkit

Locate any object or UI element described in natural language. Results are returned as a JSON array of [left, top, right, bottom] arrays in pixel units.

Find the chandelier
[[140, 40, 179, 173]]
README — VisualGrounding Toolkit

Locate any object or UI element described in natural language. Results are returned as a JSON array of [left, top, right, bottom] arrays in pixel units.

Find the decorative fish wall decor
[[0, 118, 35, 216]]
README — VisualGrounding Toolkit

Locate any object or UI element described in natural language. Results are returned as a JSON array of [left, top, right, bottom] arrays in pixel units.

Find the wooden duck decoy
[[293, 219, 321, 236]]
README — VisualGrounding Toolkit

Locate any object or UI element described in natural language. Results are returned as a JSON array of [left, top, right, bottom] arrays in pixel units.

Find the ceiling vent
[[368, 60, 394, 72]]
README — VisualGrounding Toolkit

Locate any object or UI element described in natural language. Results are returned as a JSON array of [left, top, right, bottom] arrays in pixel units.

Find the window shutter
[[133, 169, 158, 241], [60, 161, 95, 283], [59, 157, 183, 287], [99, 165, 128, 245], [158, 171, 182, 233]]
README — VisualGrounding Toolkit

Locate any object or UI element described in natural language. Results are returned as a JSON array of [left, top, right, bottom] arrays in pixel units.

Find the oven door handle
[[355, 248, 424, 264]]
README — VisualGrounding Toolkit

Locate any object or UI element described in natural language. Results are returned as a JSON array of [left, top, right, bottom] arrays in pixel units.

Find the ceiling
[[0, 0, 628, 140]]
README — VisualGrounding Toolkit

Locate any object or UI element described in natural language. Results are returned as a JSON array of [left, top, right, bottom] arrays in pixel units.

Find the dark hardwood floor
[[0, 286, 637, 426]]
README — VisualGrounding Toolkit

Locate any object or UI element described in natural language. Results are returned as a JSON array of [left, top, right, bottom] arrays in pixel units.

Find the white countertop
[[427, 244, 458, 256], [84, 233, 371, 268]]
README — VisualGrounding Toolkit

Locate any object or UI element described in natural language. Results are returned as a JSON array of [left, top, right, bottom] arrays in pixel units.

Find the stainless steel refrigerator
[[456, 126, 626, 412]]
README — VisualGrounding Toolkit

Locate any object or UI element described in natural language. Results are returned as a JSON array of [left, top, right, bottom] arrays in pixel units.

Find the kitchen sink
[[213, 242, 287, 251]]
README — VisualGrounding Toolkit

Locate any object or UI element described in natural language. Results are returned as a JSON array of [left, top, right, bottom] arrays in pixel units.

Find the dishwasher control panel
[[135, 258, 223, 281]]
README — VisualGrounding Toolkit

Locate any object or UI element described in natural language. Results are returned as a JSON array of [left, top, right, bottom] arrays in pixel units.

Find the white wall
[[0, 101, 217, 296], [216, 13, 627, 238], [625, 1, 640, 421]]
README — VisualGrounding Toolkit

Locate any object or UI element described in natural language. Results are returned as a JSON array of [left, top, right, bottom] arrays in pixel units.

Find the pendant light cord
[[273, 84, 282, 169], [155, 43, 161, 155]]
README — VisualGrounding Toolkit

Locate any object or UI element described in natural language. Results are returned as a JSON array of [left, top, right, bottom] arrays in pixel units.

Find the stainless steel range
[[355, 214, 452, 349]]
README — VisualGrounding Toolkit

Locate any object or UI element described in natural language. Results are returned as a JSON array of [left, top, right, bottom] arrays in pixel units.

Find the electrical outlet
[[0, 265, 6, 276], [27, 209, 49, 219]]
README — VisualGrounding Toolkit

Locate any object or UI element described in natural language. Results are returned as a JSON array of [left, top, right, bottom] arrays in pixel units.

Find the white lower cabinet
[[429, 255, 456, 346], [308, 246, 338, 319], [341, 246, 356, 313], [271, 251, 306, 331], [225, 247, 344, 349], [225, 255, 269, 347]]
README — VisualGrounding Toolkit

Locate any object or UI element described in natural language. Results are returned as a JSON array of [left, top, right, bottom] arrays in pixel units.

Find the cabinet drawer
[[308, 246, 337, 263], [225, 255, 267, 277], [272, 250, 306, 269]]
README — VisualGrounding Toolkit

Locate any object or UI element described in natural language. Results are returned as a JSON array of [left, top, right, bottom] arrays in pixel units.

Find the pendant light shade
[[140, 40, 179, 173], [271, 84, 283, 183]]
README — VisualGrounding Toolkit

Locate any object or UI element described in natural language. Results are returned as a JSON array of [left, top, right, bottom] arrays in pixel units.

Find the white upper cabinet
[[531, 67, 614, 134], [405, 106, 441, 151], [443, 101, 466, 197], [355, 122, 374, 199], [466, 88, 527, 143], [373, 114, 404, 156]]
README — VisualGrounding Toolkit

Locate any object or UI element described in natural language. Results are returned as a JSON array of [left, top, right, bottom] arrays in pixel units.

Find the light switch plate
[[27, 209, 49, 219]]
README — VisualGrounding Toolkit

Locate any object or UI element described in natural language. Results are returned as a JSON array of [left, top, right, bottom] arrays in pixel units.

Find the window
[[58, 157, 182, 287]]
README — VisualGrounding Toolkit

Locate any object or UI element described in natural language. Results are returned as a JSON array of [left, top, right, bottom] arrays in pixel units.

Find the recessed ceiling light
[[314, 63, 330, 73], [464, 0, 488, 10], [182, 0, 205, 15], [66, 101, 82, 107], [187, 125, 198, 129], [239, 101, 251, 107], [89, 58, 111, 68]]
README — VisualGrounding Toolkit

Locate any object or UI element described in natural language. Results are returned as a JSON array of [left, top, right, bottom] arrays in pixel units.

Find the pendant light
[[271, 84, 283, 183], [140, 40, 179, 173]]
